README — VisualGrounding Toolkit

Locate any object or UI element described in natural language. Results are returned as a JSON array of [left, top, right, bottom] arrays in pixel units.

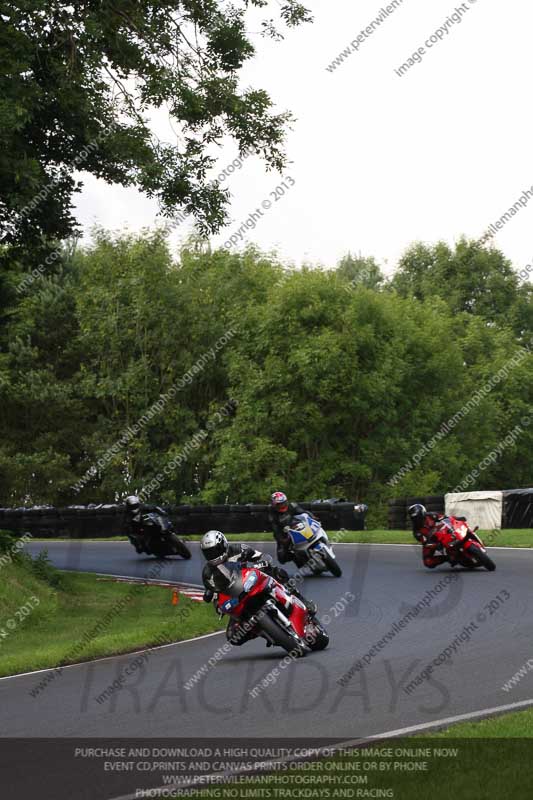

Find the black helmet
[[408, 503, 426, 522], [125, 495, 141, 514], [200, 530, 229, 565]]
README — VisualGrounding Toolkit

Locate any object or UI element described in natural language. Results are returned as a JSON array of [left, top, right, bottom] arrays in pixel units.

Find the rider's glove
[[272, 566, 290, 583], [281, 526, 293, 547], [240, 546, 258, 562], [203, 589, 214, 603], [252, 559, 270, 570]]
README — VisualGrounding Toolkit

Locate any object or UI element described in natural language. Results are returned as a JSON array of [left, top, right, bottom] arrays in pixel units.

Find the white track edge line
[[0, 630, 225, 683], [108, 696, 533, 800]]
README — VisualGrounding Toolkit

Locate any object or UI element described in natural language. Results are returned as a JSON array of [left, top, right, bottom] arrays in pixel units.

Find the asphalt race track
[[2, 540, 533, 745]]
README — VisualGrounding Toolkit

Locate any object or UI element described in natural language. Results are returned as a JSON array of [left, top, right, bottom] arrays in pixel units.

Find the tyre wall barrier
[[0, 503, 367, 538], [502, 489, 533, 529], [388, 495, 445, 530]]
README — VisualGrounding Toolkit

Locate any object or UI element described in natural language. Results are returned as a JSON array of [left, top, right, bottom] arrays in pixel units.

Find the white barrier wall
[[445, 491, 503, 530]]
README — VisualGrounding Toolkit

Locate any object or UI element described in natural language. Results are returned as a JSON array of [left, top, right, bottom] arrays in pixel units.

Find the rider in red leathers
[[408, 503, 450, 568]]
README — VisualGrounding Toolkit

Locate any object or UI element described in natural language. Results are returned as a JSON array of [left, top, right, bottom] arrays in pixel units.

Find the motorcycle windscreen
[[211, 562, 244, 596], [143, 512, 169, 530]]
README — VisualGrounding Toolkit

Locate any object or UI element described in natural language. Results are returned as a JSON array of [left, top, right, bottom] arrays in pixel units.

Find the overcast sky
[[73, 0, 533, 278]]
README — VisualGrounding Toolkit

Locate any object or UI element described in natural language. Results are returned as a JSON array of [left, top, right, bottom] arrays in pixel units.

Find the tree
[[203, 270, 470, 503], [203, 262, 533, 505], [63, 234, 280, 503], [391, 238, 524, 327], [336, 252, 384, 291], [0, 251, 84, 503], [0, 0, 312, 249], [2, 232, 533, 507]]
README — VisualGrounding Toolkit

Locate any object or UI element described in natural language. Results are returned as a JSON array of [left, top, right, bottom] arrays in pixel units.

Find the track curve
[[2, 540, 533, 741]]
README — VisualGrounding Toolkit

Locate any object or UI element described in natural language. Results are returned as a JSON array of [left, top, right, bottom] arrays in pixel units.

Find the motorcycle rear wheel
[[257, 613, 306, 657]]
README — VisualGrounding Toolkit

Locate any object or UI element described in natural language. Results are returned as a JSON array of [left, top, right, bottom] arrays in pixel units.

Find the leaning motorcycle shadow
[[132, 555, 193, 564], [220, 648, 331, 664], [287, 571, 340, 580], [419, 566, 495, 574]]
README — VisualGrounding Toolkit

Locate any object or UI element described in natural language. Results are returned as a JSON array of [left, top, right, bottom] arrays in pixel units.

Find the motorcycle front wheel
[[321, 551, 342, 577], [305, 620, 329, 651], [171, 535, 192, 559], [257, 613, 306, 657], [148, 538, 167, 558], [467, 544, 496, 572]]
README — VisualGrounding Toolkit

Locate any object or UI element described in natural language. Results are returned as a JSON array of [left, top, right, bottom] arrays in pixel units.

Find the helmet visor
[[202, 543, 227, 563]]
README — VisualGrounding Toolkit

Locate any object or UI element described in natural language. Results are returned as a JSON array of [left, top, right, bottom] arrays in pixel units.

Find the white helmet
[[200, 530, 229, 565], [125, 495, 141, 514]]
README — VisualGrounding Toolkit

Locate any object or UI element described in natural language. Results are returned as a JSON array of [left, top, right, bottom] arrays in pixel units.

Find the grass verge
[[190, 711, 533, 800], [432, 706, 533, 737], [30, 529, 533, 547], [0, 555, 224, 678]]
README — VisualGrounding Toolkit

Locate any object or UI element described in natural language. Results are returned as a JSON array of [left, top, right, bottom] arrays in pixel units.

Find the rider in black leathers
[[124, 495, 167, 553], [268, 491, 317, 566], [200, 530, 316, 645]]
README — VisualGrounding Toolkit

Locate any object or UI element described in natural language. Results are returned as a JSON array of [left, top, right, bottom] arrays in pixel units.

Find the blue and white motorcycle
[[285, 514, 342, 577]]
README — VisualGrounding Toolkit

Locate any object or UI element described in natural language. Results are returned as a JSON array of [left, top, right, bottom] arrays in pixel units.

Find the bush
[[0, 530, 17, 554], [28, 550, 65, 590], [28, 550, 65, 589], [0, 532, 64, 588]]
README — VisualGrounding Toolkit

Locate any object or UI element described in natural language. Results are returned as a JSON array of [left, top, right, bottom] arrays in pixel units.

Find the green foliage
[[0, 530, 17, 555], [0, 533, 64, 587], [1, 231, 532, 508], [336, 252, 384, 290], [27, 549, 65, 590], [3, 6, 533, 517], [0, 566, 223, 677], [0, 1, 311, 249], [206, 272, 474, 502], [391, 237, 531, 336]]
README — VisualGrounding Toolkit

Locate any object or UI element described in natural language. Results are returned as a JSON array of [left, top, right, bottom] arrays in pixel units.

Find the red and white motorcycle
[[431, 517, 496, 572], [216, 563, 329, 656]]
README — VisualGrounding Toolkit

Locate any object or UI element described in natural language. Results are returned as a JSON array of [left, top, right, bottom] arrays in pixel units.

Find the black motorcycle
[[129, 511, 191, 559]]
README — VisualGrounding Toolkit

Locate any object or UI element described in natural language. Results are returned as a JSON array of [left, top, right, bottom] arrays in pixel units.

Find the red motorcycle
[[216, 563, 329, 657], [431, 516, 496, 571]]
